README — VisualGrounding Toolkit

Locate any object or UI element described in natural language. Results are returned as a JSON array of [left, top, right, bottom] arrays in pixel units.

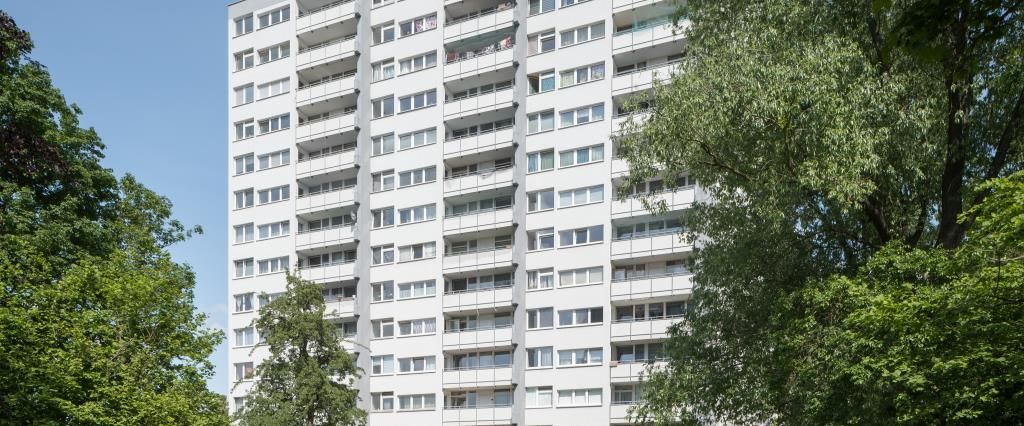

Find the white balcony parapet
[[295, 186, 356, 215], [444, 44, 515, 81], [443, 206, 514, 234], [612, 20, 687, 54], [296, 35, 357, 69], [296, 110, 357, 143], [610, 402, 639, 421], [611, 60, 682, 95], [612, 109, 653, 134], [295, 224, 356, 251], [443, 126, 514, 158], [295, 260, 356, 284], [609, 359, 667, 383], [296, 71, 357, 107], [443, 166, 514, 196], [442, 246, 514, 272], [442, 325, 514, 350], [442, 284, 514, 311], [296, 147, 356, 179], [296, 0, 357, 33], [442, 404, 513, 425], [611, 271, 693, 301], [443, 5, 515, 42], [610, 229, 692, 260], [612, 187, 695, 218], [444, 86, 514, 119], [442, 364, 514, 388], [324, 296, 356, 318], [610, 316, 680, 341]]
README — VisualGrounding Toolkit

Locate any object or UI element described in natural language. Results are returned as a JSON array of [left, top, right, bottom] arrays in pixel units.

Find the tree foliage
[[234, 275, 365, 426], [616, 0, 1024, 423], [0, 10, 227, 425]]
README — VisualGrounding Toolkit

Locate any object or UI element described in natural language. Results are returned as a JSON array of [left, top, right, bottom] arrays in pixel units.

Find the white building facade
[[226, 0, 692, 423]]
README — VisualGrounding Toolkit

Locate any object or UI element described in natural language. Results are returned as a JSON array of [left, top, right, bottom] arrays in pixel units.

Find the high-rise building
[[226, 0, 693, 423]]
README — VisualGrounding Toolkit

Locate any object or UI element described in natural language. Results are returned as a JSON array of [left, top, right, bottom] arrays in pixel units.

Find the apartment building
[[227, 0, 694, 423]]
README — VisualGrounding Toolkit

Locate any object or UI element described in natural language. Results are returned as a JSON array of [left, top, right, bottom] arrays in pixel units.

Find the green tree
[[234, 275, 365, 426], [615, 0, 1024, 424], [0, 11, 227, 425]]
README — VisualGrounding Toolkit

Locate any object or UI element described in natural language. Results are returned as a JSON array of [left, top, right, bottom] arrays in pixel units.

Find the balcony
[[324, 297, 356, 319], [443, 206, 514, 235], [609, 360, 666, 383], [296, 35, 357, 70], [611, 272, 692, 302], [610, 316, 679, 342], [443, 126, 514, 159], [611, 157, 630, 177], [442, 285, 514, 312], [612, 0, 663, 11], [295, 111, 357, 143], [296, 0, 357, 34], [442, 404, 513, 425], [442, 325, 514, 350], [442, 364, 514, 389], [611, 229, 691, 260], [444, 44, 515, 82], [612, 20, 685, 55], [295, 187, 356, 215], [610, 402, 638, 422], [296, 260, 356, 284], [443, 246, 514, 272], [296, 71, 357, 108], [295, 224, 356, 251], [296, 147, 356, 179], [444, 86, 515, 120], [444, 6, 515, 43], [443, 166, 514, 197], [611, 60, 681, 96], [612, 188, 695, 218], [612, 110, 653, 134]]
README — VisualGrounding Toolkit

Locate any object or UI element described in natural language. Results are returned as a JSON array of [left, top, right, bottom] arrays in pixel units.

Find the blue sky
[[5, 1, 232, 393]]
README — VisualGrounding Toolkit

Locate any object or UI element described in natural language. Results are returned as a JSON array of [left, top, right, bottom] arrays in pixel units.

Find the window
[[398, 318, 436, 336], [370, 355, 394, 375], [559, 185, 604, 207], [234, 258, 254, 278], [234, 15, 253, 36], [616, 342, 666, 363], [302, 178, 355, 197], [399, 128, 437, 150], [527, 110, 555, 134], [449, 118, 514, 139], [234, 84, 254, 106], [234, 154, 254, 175], [399, 204, 436, 224], [526, 386, 553, 408], [559, 145, 604, 168], [258, 43, 290, 64], [560, 103, 605, 127], [527, 150, 555, 173], [234, 49, 254, 71], [258, 6, 289, 28], [613, 384, 642, 404], [558, 307, 603, 326], [529, 0, 555, 15], [527, 268, 554, 290], [372, 59, 395, 82], [398, 394, 435, 410], [528, 30, 556, 55], [257, 256, 288, 274], [258, 150, 290, 170], [527, 346, 553, 367], [372, 22, 395, 45], [559, 266, 603, 287], [372, 207, 395, 228], [398, 242, 436, 262], [372, 96, 394, 118], [528, 189, 555, 212], [399, 166, 437, 187], [527, 228, 555, 251], [234, 362, 255, 381], [234, 293, 254, 312], [234, 327, 255, 346], [372, 318, 395, 338], [372, 281, 395, 302], [372, 134, 395, 156], [234, 223, 255, 244], [528, 70, 556, 94], [303, 250, 355, 268], [398, 280, 436, 299], [257, 221, 289, 239], [372, 170, 395, 192], [257, 78, 290, 99], [615, 218, 684, 239], [527, 308, 554, 329], [561, 0, 590, 6], [299, 141, 354, 160], [560, 21, 605, 47], [558, 388, 602, 407], [615, 301, 688, 322], [399, 51, 437, 74], [447, 195, 513, 216], [559, 225, 604, 246], [372, 392, 394, 411], [399, 14, 437, 37], [234, 189, 254, 209], [234, 119, 255, 140], [301, 214, 353, 232], [560, 62, 606, 87], [558, 348, 603, 366], [372, 244, 395, 265], [399, 89, 437, 113], [257, 185, 290, 204], [258, 114, 290, 134], [398, 356, 436, 373]]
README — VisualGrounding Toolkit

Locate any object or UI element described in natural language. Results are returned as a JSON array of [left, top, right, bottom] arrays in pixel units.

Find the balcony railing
[[612, 108, 654, 133], [444, 42, 515, 80], [442, 363, 514, 388], [443, 125, 514, 158], [612, 187, 695, 217], [443, 165, 514, 195], [324, 296, 356, 318], [443, 205, 514, 234], [611, 60, 682, 94], [610, 315, 680, 341], [296, 70, 357, 106], [442, 402, 514, 423], [442, 324, 514, 349], [295, 146, 356, 178], [612, 18, 686, 53], [296, 34, 357, 68], [442, 246, 514, 271], [443, 4, 515, 41], [295, 110, 357, 142], [295, 223, 356, 250], [295, 186, 356, 214], [296, 0, 356, 32], [295, 259, 356, 283], [609, 359, 667, 382], [444, 86, 514, 118], [611, 271, 692, 300], [442, 283, 514, 311]]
